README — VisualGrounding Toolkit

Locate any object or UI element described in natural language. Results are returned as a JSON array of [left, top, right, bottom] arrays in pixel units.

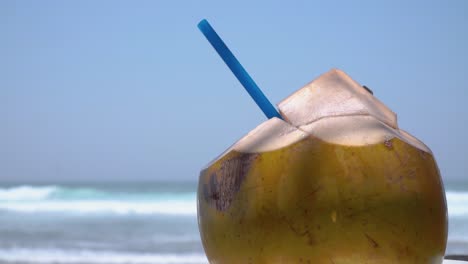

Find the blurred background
[[1, 0, 467, 263]]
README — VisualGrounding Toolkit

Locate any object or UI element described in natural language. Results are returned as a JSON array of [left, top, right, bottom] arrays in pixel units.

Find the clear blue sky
[[1, 0, 467, 182]]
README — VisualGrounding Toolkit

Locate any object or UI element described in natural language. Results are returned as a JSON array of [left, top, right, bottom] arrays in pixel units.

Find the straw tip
[[198, 19, 209, 30]]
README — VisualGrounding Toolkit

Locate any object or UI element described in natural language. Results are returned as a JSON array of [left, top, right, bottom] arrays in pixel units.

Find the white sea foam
[[0, 248, 208, 264], [0, 200, 196, 215], [0, 185, 197, 215], [446, 191, 468, 217], [0, 185, 58, 200]]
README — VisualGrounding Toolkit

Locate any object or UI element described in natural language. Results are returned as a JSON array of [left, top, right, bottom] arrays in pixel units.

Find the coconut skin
[[197, 70, 448, 264]]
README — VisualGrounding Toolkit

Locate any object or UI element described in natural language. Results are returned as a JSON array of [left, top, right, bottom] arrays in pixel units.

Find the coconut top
[[206, 69, 430, 167], [278, 69, 398, 129], [275, 69, 429, 152], [231, 117, 307, 153]]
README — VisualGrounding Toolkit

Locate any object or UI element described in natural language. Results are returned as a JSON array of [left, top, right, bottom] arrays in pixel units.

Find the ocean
[[0, 180, 466, 264]]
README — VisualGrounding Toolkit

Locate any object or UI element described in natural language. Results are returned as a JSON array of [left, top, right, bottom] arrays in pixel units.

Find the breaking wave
[[0, 185, 196, 215]]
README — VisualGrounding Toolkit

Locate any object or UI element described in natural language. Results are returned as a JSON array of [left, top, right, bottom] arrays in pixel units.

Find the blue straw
[[198, 19, 282, 120]]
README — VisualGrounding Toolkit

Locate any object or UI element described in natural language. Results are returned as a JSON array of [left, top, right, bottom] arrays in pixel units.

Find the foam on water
[[0, 200, 196, 215], [0, 185, 195, 201], [0, 248, 208, 264], [446, 191, 468, 217], [0, 186, 58, 200], [0, 185, 197, 216]]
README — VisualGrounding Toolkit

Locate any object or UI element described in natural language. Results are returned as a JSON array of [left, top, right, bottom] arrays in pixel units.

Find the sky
[[1, 0, 467, 182]]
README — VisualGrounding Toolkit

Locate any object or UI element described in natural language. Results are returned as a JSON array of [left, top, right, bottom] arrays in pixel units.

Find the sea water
[[0, 182, 206, 264], [0, 180, 466, 264]]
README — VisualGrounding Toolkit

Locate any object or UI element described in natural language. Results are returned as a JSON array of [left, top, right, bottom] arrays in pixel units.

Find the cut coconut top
[[205, 69, 430, 167], [203, 117, 307, 169], [299, 115, 430, 153], [233, 117, 307, 153], [222, 114, 430, 155], [275, 68, 429, 152], [278, 69, 398, 129]]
